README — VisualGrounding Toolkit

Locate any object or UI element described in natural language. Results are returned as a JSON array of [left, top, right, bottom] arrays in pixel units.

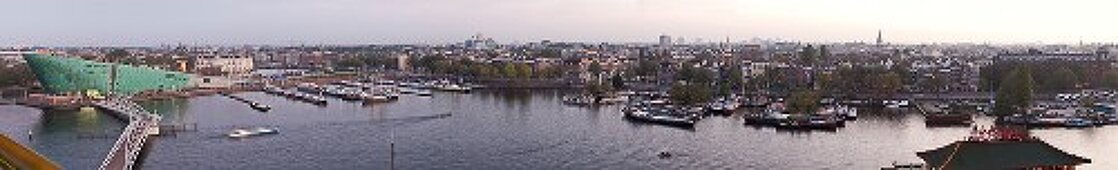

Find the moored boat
[[416, 90, 433, 96], [623, 107, 698, 128]]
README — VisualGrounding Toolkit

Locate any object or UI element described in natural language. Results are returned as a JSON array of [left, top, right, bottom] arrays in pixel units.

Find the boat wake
[[316, 112, 454, 127], [387, 113, 453, 123], [499, 140, 572, 156]]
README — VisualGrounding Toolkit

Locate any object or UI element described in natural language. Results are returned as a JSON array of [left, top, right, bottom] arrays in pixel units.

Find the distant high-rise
[[876, 30, 884, 45], [466, 33, 496, 50], [659, 35, 672, 48]]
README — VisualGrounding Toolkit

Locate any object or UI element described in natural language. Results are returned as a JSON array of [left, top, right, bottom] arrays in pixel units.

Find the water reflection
[[139, 98, 191, 123]]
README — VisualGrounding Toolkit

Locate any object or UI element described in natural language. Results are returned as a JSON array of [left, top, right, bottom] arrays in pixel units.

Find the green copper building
[[23, 54, 191, 95]]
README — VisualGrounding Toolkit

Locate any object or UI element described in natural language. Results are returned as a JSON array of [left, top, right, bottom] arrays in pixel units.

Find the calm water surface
[[2, 90, 1116, 169]]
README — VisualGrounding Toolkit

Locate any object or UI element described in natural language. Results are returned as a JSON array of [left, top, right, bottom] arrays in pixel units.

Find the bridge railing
[[96, 96, 160, 170], [99, 118, 137, 170]]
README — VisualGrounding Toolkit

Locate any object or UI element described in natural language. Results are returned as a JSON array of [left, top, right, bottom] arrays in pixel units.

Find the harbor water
[[3, 90, 1118, 169]]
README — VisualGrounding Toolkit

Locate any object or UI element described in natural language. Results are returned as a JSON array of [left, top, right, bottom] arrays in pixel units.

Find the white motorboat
[[228, 127, 279, 138]]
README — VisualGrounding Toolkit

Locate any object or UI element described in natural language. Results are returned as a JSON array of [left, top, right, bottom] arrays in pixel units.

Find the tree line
[[981, 61, 1118, 93]]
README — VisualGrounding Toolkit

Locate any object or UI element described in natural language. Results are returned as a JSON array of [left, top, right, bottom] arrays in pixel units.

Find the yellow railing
[[0, 133, 61, 170]]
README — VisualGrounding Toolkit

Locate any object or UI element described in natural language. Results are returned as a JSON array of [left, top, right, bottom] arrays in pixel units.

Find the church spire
[[876, 30, 884, 45]]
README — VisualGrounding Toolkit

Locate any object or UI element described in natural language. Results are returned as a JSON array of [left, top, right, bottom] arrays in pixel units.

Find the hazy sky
[[3, 0, 1117, 46]]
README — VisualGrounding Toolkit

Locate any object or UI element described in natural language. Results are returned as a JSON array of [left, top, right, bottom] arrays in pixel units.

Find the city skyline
[[4, 0, 1118, 46]]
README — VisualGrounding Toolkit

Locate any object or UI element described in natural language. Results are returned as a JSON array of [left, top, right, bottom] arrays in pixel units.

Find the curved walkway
[[93, 97, 161, 170]]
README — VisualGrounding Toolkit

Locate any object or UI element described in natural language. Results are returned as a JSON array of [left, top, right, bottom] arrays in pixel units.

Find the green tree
[[818, 45, 830, 64], [727, 66, 745, 91], [538, 49, 561, 58], [1102, 70, 1118, 89], [585, 81, 613, 96], [799, 45, 818, 65], [993, 66, 1035, 116], [1079, 96, 1097, 108], [610, 74, 625, 89], [922, 75, 947, 92], [815, 72, 835, 93], [415, 55, 443, 71], [786, 90, 821, 114], [876, 72, 904, 96], [433, 61, 455, 74], [473, 64, 499, 78], [588, 62, 603, 76], [1048, 67, 1078, 91], [501, 63, 520, 78], [717, 83, 732, 97], [677, 66, 713, 85], [632, 60, 659, 77], [0, 62, 35, 87], [536, 65, 568, 79], [106, 49, 129, 63], [669, 83, 712, 105], [514, 64, 534, 78], [334, 57, 365, 70]]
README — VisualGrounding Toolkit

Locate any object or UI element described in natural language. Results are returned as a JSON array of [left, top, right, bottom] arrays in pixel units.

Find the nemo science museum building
[[23, 53, 191, 95]]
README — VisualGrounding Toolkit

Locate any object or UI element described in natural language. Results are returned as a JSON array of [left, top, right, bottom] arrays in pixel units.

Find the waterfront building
[[0, 51, 25, 63], [23, 54, 191, 95], [397, 54, 411, 72], [192, 54, 254, 77]]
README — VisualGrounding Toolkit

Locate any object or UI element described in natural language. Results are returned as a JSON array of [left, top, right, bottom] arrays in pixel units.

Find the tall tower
[[658, 34, 673, 57], [876, 30, 884, 45], [659, 34, 672, 47]]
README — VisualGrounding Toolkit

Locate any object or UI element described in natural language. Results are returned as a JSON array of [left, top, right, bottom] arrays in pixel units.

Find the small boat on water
[[707, 102, 725, 113], [706, 98, 741, 116], [564, 94, 625, 106], [428, 79, 472, 93], [919, 104, 973, 126], [775, 114, 844, 130], [563, 95, 594, 106], [1064, 117, 1093, 128], [374, 80, 398, 87], [363, 92, 393, 103], [228, 127, 279, 138], [925, 113, 972, 126], [881, 162, 924, 170], [438, 84, 472, 93], [623, 107, 698, 128], [250, 102, 272, 111], [398, 88, 417, 94], [263, 86, 286, 95], [743, 103, 790, 126], [820, 105, 857, 120], [416, 90, 433, 96], [303, 94, 328, 105], [296, 83, 322, 94], [884, 100, 911, 108], [743, 97, 770, 107]]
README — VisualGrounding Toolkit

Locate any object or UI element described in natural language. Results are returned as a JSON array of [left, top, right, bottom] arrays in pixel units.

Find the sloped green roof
[[23, 54, 191, 95], [917, 140, 1090, 169]]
